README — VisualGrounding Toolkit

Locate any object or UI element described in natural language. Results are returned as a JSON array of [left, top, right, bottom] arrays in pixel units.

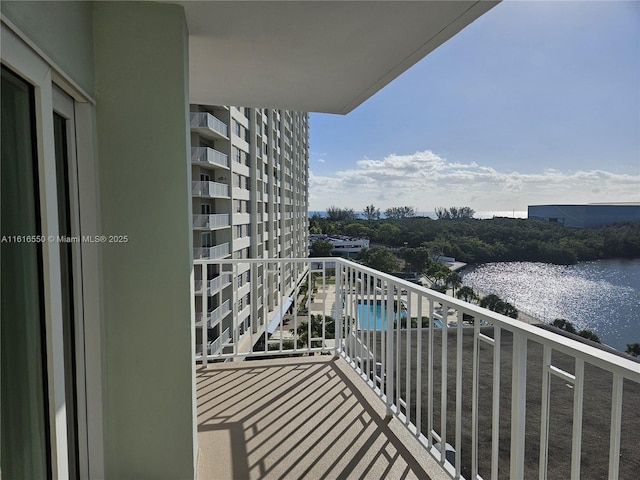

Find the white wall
[[93, 3, 195, 478]]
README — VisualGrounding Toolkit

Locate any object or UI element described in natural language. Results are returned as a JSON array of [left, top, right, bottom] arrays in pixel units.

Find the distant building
[[528, 203, 640, 228], [309, 234, 369, 258]]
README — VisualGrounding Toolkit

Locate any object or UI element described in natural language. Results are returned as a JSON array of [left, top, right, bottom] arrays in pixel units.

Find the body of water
[[461, 259, 640, 351]]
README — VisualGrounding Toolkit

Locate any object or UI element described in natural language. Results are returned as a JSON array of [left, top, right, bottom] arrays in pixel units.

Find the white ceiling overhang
[[172, 1, 499, 114]]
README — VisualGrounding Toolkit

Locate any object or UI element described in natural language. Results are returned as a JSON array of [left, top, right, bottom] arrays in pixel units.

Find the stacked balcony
[[192, 214, 230, 230], [191, 146, 229, 169], [190, 112, 229, 139], [191, 181, 229, 198], [193, 242, 229, 260]]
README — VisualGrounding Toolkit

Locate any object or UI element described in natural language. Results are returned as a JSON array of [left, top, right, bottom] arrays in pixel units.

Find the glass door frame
[[1, 22, 104, 479]]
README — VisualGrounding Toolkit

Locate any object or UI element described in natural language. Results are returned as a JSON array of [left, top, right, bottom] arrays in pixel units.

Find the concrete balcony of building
[[192, 180, 229, 199], [193, 243, 230, 261], [195, 299, 231, 329], [190, 112, 229, 140], [196, 327, 231, 357], [191, 146, 230, 169], [194, 258, 640, 480], [193, 214, 230, 230], [194, 273, 232, 297]]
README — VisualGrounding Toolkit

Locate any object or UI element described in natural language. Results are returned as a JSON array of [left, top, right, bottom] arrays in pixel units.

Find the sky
[[308, 0, 640, 216]]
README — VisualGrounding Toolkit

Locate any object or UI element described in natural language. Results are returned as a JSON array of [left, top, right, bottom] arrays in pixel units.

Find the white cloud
[[308, 150, 640, 213], [317, 158, 325, 163]]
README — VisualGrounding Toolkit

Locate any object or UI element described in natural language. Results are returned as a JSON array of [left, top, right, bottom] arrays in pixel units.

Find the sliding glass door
[[1, 65, 50, 478]]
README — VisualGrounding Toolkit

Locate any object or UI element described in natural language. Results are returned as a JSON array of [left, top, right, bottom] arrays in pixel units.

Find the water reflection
[[462, 259, 640, 350]]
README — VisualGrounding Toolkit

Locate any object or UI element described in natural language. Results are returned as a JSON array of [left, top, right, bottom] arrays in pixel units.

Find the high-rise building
[[190, 105, 309, 355]]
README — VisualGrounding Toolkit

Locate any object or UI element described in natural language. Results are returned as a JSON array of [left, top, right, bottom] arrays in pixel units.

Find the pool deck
[[308, 281, 540, 327]]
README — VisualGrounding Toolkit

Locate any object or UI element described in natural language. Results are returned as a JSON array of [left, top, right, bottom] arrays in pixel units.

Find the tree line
[[310, 205, 640, 264]]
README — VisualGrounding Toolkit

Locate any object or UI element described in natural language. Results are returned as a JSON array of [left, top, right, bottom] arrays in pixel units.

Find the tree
[[309, 213, 323, 233], [577, 329, 601, 343], [625, 343, 640, 357], [358, 247, 401, 273], [398, 246, 431, 273], [478, 293, 518, 318], [294, 315, 336, 348], [501, 302, 519, 319], [456, 286, 478, 303], [435, 206, 476, 220], [326, 205, 358, 221], [343, 222, 372, 238], [310, 239, 333, 257], [374, 223, 401, 244], [446, 271, 462, 296], [423, 261, 450, 289], [363, 204, 381, 221], [551, 318, 576, 334], [479, 294, 502, 311], [385, 206, 416, 219]]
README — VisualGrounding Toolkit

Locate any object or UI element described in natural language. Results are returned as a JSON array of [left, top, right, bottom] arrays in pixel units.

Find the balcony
[[190, 112, 229, 139], [192, 213, 230, 230], [191, 181, 229, 198], [191, 146, 229, 169], [194, 273, 232, 296], [195, 299, 231, 329], [193, 243, 230, 260], [195, 258, 640, 480]]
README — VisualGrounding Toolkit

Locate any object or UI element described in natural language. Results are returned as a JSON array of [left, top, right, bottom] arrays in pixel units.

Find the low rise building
[[528, 203, 640, 228]]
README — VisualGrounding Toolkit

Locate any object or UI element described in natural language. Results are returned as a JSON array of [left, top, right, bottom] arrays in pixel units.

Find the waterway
[[461, 259, 640, 351]]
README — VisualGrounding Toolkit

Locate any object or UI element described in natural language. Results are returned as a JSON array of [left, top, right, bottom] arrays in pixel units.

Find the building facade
[[528, 203, 640, 228], [191, 105, 309, 355]]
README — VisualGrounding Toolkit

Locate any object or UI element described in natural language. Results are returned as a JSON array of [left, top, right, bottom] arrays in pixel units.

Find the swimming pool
[[356, 300, 406, 330], [355, 300, 443, 329]]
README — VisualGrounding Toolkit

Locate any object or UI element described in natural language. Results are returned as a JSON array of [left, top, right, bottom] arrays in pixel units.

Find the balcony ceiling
[[170, 1, 499, 114]]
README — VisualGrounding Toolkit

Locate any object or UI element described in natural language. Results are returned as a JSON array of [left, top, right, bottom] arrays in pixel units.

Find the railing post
[[539, 346, 551, 480], [570, 358, 584, 480], [385, 280, 394, 418], [334, 260, 342, 357], [440, 301, 448, 465], [510, 332, 528, 479], [201, 261, 208, 366], [608, 373, 623, 479]]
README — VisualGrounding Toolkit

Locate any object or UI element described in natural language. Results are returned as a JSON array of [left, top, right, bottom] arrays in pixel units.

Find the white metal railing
[[192, 214, 230, 229], [193, 243, 229, 260], [191, 146, 229, 168], [194, 273, 232, 296], [192, 258, 640, 480], [209, 299, 231, 328], [195, 300, 231, 329], [190, 112, 229, 138], [191, 181, 229, 198], [208, 327, 231, 355]]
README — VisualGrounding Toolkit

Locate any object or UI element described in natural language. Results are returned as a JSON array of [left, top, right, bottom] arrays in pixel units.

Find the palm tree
[[551, 318, 576, 334], [625, 343, 640, 357], [446, 271, 462, 297], [456, 286, 477, 303]]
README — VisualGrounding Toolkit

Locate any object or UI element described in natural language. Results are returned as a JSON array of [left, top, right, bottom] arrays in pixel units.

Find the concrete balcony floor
[[196, 356, 449, 480]]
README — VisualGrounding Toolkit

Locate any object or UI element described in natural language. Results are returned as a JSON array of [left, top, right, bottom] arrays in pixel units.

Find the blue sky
[[309, 0, 640, 216]]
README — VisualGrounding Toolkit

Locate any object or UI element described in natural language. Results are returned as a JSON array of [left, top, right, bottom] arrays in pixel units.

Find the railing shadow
[[196, 357, 437, 480]]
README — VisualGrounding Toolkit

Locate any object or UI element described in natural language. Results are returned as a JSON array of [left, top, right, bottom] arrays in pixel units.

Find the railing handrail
[[195, 257, 640, 380]]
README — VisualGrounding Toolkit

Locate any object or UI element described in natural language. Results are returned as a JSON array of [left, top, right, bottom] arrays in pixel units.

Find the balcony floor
[[196, 356, 449, 480]]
